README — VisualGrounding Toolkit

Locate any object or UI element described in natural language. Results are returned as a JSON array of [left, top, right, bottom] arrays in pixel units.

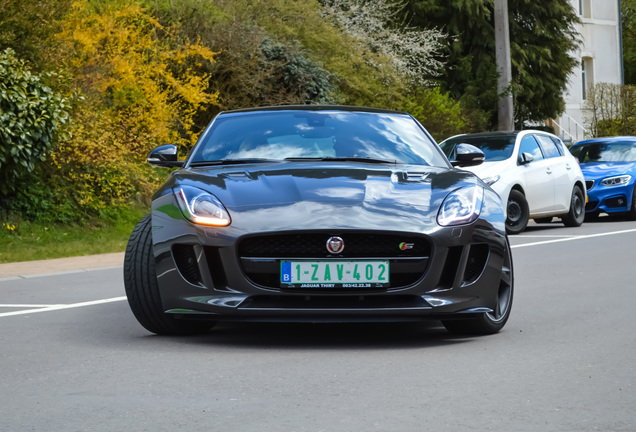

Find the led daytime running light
[[600, 175, 631, 187], [175, 188, 231, 227]]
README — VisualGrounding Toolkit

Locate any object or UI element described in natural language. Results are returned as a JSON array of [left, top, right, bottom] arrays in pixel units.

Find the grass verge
[[0, 207, 148, 263]]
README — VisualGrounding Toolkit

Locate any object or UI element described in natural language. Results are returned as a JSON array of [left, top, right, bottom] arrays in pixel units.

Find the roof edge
[[219, 105, 408, 115]]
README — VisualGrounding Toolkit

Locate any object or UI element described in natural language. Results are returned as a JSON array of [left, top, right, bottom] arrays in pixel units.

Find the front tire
[[562, 185, 585, 227], [442, 238, 514, 335], [505, 190, 529, 234], [124, 214, 216, 335]]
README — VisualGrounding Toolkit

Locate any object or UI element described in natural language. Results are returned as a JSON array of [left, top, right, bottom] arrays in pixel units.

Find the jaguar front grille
[[238, 232, 431, 290]]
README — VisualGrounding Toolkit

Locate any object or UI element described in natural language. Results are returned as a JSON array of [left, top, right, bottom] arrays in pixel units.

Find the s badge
[[399, 242, 414, 251]]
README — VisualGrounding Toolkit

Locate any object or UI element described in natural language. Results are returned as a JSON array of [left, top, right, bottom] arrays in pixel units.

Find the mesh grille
[[463, 244, 489, 284], [238, 232, 429, 258], [172, 244, 203, 286]]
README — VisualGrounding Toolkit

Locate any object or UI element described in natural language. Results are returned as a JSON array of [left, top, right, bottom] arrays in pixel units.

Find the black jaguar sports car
[[124, 106, 513, 335]]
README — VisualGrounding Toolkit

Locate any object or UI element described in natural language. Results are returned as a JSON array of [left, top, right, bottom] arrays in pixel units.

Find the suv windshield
[[440, 135, 516, 162], [188, 110, 449, 167], [569, 141, 636, 163]]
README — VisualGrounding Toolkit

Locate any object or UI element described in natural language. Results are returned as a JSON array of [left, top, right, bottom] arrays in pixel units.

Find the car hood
[[580, 161, 636, 179], [157, 162, 486, 233]]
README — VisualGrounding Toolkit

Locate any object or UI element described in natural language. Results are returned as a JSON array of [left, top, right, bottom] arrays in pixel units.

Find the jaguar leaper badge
[[326, 236, 345, 254]]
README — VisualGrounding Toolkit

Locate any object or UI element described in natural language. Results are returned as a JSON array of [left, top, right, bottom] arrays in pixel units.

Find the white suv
[[440, 130, 586, 234]]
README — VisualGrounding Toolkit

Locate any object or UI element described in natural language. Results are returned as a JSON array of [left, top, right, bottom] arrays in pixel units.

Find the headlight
[[437, 186, 484, 226], [482, 175, 500, 186], [600, 175, 631, 186], [174, 186, 231, 226]]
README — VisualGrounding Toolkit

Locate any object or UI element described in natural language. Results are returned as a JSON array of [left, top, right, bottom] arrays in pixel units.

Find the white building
[[551, 0, 624, 143]]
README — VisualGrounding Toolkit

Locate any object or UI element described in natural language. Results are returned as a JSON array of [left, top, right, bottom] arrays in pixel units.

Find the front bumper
[[585, 180, 635, 215], [150, 192, 508, 323]]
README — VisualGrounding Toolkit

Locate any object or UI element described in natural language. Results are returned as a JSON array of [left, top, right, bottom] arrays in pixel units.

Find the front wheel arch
[[561, 184, 585, 227], [442, 237, 514, 335], [505, 188, 529, 235], [124, 214, 216, 335]]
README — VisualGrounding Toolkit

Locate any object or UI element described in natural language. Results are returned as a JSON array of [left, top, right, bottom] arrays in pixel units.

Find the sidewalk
[[0, 252, 125, 279]]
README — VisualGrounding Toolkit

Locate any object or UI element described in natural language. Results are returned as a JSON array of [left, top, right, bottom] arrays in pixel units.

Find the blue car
[[569, 137, 636, 220]]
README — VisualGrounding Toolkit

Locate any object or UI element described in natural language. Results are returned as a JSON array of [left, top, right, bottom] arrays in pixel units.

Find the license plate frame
[[280, 260, 390, 288]]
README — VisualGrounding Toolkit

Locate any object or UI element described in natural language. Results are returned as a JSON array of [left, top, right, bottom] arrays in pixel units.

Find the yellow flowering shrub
[[42, 0, 220, 219]]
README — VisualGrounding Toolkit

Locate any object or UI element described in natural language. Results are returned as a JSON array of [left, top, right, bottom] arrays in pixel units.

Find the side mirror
[[147, 144, 184, 168], [451, 143, 485, 167], [518, 152, 535, 165]]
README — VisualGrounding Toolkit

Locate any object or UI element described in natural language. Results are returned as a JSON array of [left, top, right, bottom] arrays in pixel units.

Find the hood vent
[[403, 172, 429, 182]]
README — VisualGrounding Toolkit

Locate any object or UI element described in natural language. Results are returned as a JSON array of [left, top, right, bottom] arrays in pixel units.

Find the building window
[[579, 0, 591, 19], [581, 60, 587, 100], [582, 57, 594, 101]]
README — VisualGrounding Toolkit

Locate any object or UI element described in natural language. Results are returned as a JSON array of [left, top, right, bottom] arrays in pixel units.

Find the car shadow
[[523, 213, 631, 233], [520, 221, 572, 234], [75, 301, 496, 350], [159, 321, 483, 350], [583, 214, 632, 223]]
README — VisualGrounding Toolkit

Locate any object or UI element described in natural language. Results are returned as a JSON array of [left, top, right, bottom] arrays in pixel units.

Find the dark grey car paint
[[150, 160, 507, 322]]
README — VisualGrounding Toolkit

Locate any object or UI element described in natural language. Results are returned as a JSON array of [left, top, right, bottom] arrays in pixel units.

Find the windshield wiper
[[285, 157, 398, 164], [189, 159, 278, 167]]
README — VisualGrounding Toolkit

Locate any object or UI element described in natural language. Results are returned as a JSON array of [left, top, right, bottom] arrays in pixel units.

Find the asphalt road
[[1, 218, 635, 432]]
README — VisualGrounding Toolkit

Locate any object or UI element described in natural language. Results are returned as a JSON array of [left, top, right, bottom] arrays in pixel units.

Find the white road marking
[[511, 227, 636, 249], [515, 234, 580, 238], [0, 296, 126, 318], [0, 304, 66, 308]]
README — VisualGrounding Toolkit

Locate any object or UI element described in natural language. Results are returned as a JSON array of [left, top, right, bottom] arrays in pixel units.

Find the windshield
[[569, 141, 636, 163], [188, 110, 449, 167], [440, 135, 516, 162]]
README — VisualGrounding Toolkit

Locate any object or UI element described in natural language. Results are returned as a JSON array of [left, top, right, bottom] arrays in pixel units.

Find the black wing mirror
[[518, 152, 535, 165], [147, 144, 184, 168], [451, 143, 485, 167]]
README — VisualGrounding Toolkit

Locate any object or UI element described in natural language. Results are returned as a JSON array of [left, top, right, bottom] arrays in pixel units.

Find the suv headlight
[[174, 186, 231, 226], [600, 175, 631, 186], [437, 186, 484, 226]]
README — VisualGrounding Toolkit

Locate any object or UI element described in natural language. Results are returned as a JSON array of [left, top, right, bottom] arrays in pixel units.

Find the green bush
[[257, 38, 337, 104], [145, 0, 339, 114], [0, 48, 71, 196], [399, 86, 467, 141]]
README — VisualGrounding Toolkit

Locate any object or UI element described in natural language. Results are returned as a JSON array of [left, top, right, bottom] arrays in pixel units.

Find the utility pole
[[494, 0, 514, 130]]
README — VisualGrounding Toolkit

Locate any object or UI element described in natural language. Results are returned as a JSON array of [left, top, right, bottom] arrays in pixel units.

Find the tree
[[623, 0, 636, 85], [320, 0, 445, 85], [400, 0, 580, 130], [0, 0, 72, 67], [586, 83, 636, 137]]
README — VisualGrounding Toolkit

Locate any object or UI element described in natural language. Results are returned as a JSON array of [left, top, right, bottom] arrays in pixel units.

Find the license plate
[[280, 260, 389, 288]]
